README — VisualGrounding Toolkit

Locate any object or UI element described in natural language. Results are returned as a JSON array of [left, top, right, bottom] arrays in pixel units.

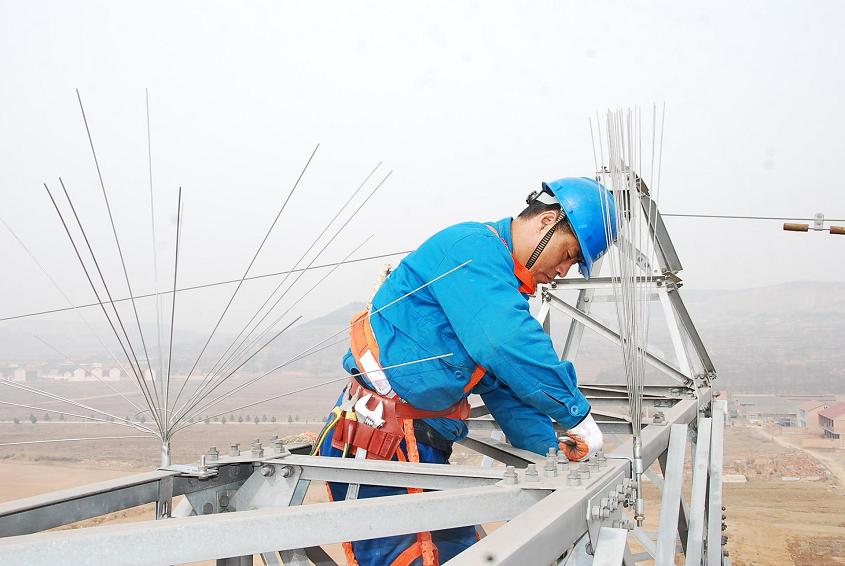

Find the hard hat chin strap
[[525, 211, 565, 270]]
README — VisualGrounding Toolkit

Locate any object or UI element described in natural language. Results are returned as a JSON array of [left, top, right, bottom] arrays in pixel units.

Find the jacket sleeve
[[477, 375, 559, 455], [428, 230, 591, 429]]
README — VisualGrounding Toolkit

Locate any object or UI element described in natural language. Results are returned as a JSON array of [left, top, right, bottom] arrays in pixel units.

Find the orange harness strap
[[388, 420, 438, 566], [485, 225, 536, 295], [351, 311, 487, 403], [324, 483, 360, 566]]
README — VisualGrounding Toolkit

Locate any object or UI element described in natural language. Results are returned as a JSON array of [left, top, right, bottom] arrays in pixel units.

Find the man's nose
[[556, 262, 574, 277]]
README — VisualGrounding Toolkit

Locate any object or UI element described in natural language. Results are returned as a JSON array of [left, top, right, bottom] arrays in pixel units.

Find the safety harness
[[328, 224, 535, 566]]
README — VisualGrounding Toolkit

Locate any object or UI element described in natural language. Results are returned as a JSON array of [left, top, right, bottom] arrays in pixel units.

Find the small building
[[733, 394, 798, 426], [818, 404, 845, 440], [799, 400, 831, 433]]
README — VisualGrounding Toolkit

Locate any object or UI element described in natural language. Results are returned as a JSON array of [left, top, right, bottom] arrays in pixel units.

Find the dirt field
[[722, 425, 845, 566], [2, 421, 845, 564]]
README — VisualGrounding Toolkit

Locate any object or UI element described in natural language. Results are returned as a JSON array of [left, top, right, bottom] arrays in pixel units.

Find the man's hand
[[559, 414, 603, 461]]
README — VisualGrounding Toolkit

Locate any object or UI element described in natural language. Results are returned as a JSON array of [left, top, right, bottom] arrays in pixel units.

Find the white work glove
[[559, 413, 603, 462]]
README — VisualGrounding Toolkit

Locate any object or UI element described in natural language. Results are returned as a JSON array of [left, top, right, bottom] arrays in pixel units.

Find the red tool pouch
[[331, 414, 347, 448]]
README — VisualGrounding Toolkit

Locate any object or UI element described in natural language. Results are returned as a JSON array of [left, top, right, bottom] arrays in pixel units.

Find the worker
[[315, 177, 618, 566]]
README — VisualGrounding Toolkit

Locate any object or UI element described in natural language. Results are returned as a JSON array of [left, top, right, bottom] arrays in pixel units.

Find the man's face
[[528, 217, 583, 284]]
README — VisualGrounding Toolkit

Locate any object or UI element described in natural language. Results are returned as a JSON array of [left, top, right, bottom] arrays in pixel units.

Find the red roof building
[[819, 403, 845, 439], [799, 400, 831, 432]]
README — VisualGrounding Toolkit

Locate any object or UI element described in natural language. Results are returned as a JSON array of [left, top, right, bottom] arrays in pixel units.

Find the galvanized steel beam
[[654, 424, 688, 566], [0, 486, 548, 566]]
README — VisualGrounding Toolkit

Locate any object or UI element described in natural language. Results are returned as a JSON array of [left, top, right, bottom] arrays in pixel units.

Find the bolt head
[[260, 465, 275, 477]]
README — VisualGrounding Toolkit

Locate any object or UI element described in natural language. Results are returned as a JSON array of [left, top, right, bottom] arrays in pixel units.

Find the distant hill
[[2, 282, 844, 394]]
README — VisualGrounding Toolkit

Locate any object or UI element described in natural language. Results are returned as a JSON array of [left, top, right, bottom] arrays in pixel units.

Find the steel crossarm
[[447, 460, 631, 565], [270, 454, 505, 490], [458, 432, 547, 467], [0, 467, 246, 537], [0, 486, 549, 566]]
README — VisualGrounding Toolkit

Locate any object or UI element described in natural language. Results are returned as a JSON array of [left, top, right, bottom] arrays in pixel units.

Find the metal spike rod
[[75, 91, 159, 413], [175, 259, 470, 424], [0, 400, 157, 436], [174, 353, 454, 433], [203, 161, 382, 382], [168, 144, 320, 413], [48, 179, 162, 432]]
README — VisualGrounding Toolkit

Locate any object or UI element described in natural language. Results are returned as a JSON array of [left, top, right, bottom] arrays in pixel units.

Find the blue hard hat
[[540, 177, 618, 280]]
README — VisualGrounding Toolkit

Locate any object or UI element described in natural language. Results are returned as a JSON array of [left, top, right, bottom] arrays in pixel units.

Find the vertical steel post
[[685, 418, 712, 566], [654, 424, 688, 566], [706, 401, 726, 566]]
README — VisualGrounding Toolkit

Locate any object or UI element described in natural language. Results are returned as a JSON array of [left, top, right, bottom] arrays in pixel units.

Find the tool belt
[[331, 378, 470, 460], [335, 309, 486, 461]]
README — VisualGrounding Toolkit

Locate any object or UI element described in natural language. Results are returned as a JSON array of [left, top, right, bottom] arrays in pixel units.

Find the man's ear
[[538, 210, 559, 231]]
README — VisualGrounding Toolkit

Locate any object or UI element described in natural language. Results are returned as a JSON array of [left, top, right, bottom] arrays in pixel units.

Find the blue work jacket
[[342, 217, 591, 455]]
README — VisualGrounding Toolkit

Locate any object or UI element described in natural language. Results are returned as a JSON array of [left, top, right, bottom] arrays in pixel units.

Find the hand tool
[[345, 394, 384, 501]]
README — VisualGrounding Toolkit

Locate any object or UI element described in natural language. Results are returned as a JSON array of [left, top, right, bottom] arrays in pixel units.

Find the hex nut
[[260, 465, 275, 477]]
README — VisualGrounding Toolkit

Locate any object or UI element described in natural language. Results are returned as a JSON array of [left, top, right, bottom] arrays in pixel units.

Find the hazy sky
[[1, 1, 844, 335]]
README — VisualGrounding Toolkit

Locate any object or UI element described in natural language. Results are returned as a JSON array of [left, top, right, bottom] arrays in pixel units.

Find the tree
[[29, 414, 37, 424], [253, 416, 260, 424], [204, 417, 210, 424], [262, 414, 267, 422], [44, 413, 51, 422], [287, 415, 293, 423], [271, 416, 277, 423], [238, 415, 244, 423], [59, 413, 65, 421], [221, 416, 227, 424], [13, 417, 19, 425]]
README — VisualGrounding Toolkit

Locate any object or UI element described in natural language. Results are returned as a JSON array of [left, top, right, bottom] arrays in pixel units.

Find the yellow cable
[[310, 409, 341, 456]]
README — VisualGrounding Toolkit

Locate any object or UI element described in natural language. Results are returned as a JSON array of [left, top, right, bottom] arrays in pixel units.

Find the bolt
[[199, 455, 208, 474], [722, 550, 730, 558], [544, 454, 558, 477], [579, 462, 591, 480], [279, 465, 294, 478], [547, 447, 557, 458], [272, 437, 290, 456], [608, 491, 619, 510], [202, 502, 214, 515], [587, 459, 600, 473], [260, 465, 275, 477], [595, 450, 607, 468], [556, 452, 569, 467], [721, 535, 728, 546], [206, 446, 219, 462], [219, 494, 230, 508], [567, 468, 581, 486], [503, 465, 518, 485], [591, 505, 601, 519], [653, 411, 666, 425], [229, 442, 240, 457], [525, 464, 539, 482], [251, 439, 264, 458]]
